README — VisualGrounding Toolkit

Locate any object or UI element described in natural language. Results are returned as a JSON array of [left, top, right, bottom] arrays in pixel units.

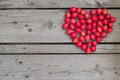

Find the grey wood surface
[[0, 0, 120, 8], [0, 55, 120, 80], [0, 44, 120, 53], [0, 0, 120, 80], [0, 10, 119, 43]]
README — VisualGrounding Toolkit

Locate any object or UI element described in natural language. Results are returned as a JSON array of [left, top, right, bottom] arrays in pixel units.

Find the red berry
[[70, 7, 76, 13], [102, 32, 107, 38], [86, 30, 91, 35], [69, 24, 75, 29], [88, 24, 93, 30], [92, 16, 97, 21], [92, 42, 97, 46], [90, 34, 95, 40], [87, 42, 92, 46], [63, 23, 68, 29], [81, 31, 86, 36], [84, 13, 90, 19], [75, 22, 81, 27], [92, 28, 97, 33], [98, 15, 104, 20], [75, 28, 81, 33], [105, 14, 111, 19], [80, 20, 85, 24], [65, 18, 70, 23], [73, 38, 78, 43], [78, 14, 84, 19], [92, 22, 97, 27], [96, 37, 102, 43], [81, 44, 87, 50], [97, 21, 103, 27], [81, 10, 86, 15], [65, 12, 71, 18], [95, 32, 100, 37], [103, 19, 108, 25], [96, 8, 102, 15], [108, 28, 112, 32], [66, 29, 73, 34], [110, 17, 116, 23], [90, 9, 96, 15], [103, 25, 108, 31], [86, 48, 91, 54], [71, 19, 76, 24], [71, 13, 77, 18], [97, 27, 102, 32], [87, 24, 92, 30], [81, 25, 86, 30], [85, 35, 90, 41], [77, 8, 81, 13], [103, 8, 108, 15], [108, 22, 113, 27], [79, 36, 85, 42], [86, 18, 92, 24], [71, 32, 77, 38], [76, 42, 82, 47], [91, 46, 96, 52]]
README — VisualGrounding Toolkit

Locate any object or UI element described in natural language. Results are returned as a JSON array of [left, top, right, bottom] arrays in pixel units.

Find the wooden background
[[0, 0, 120, 80]]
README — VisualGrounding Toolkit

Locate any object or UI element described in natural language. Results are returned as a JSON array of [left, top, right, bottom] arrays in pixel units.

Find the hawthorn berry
[[66, 29, 73, 34], [96, 37, 102, 43], [85, 35, 90, 41], [81, 44, 87, 50], [105, 14, 111, 19], [76, 42, 82, 47], [86, 48, 91, 54], [91, 46, 96, 52], [110, 17, 116, 23], [86, 18, 92, 24], [65, 12, 71, 18], [102, 32, 107, 38], [71, 19, 76, 24], [79, 36, 85, 42], [71, 32, 77, 38], [69, 24, 75, 29], [90, 9, 96, 15], [63, 23, 69, 29], [103, 8, 108, 15], [96, 8, 102, 15], [72, 38, 78, 43], [77, 8, 81, 13], [75, 28, 81, 33], [70, 7, 76, 13], [71, 13, 77, 19]]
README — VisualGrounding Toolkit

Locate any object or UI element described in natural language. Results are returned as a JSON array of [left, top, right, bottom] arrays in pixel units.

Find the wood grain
[[0, 10, 119, 43], [0, 55, 120, 80], [0, 0, 120, 8], [0, 44, 120, 53]]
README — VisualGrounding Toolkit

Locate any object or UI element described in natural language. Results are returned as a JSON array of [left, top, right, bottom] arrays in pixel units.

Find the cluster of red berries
[[62, 7, 116, 54]]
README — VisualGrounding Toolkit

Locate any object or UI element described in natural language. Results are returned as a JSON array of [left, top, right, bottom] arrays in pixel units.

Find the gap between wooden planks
[[0, 44, 119, 53], [0, 9, 119, 43], [0, 54, 120, 80], [0, 0, 120, 8]]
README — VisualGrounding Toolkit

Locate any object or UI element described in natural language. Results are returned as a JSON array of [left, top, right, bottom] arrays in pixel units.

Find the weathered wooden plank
[[0, 10, 119, 43], [0, 55, 120, 80], [0, 0, 120, 8], [0, 44, 120, 53]]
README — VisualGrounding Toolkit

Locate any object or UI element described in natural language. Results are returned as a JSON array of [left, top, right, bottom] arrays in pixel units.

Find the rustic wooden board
[[0, 10, 119, 43], [0, 55, 120, 80], [0, 44, 120, 53], [0, 0, 120, 8], [0, 10, 120, 43]]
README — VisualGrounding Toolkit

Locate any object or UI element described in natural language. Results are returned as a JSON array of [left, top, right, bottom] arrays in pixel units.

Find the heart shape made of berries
[[62, 7, 116, 54]]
